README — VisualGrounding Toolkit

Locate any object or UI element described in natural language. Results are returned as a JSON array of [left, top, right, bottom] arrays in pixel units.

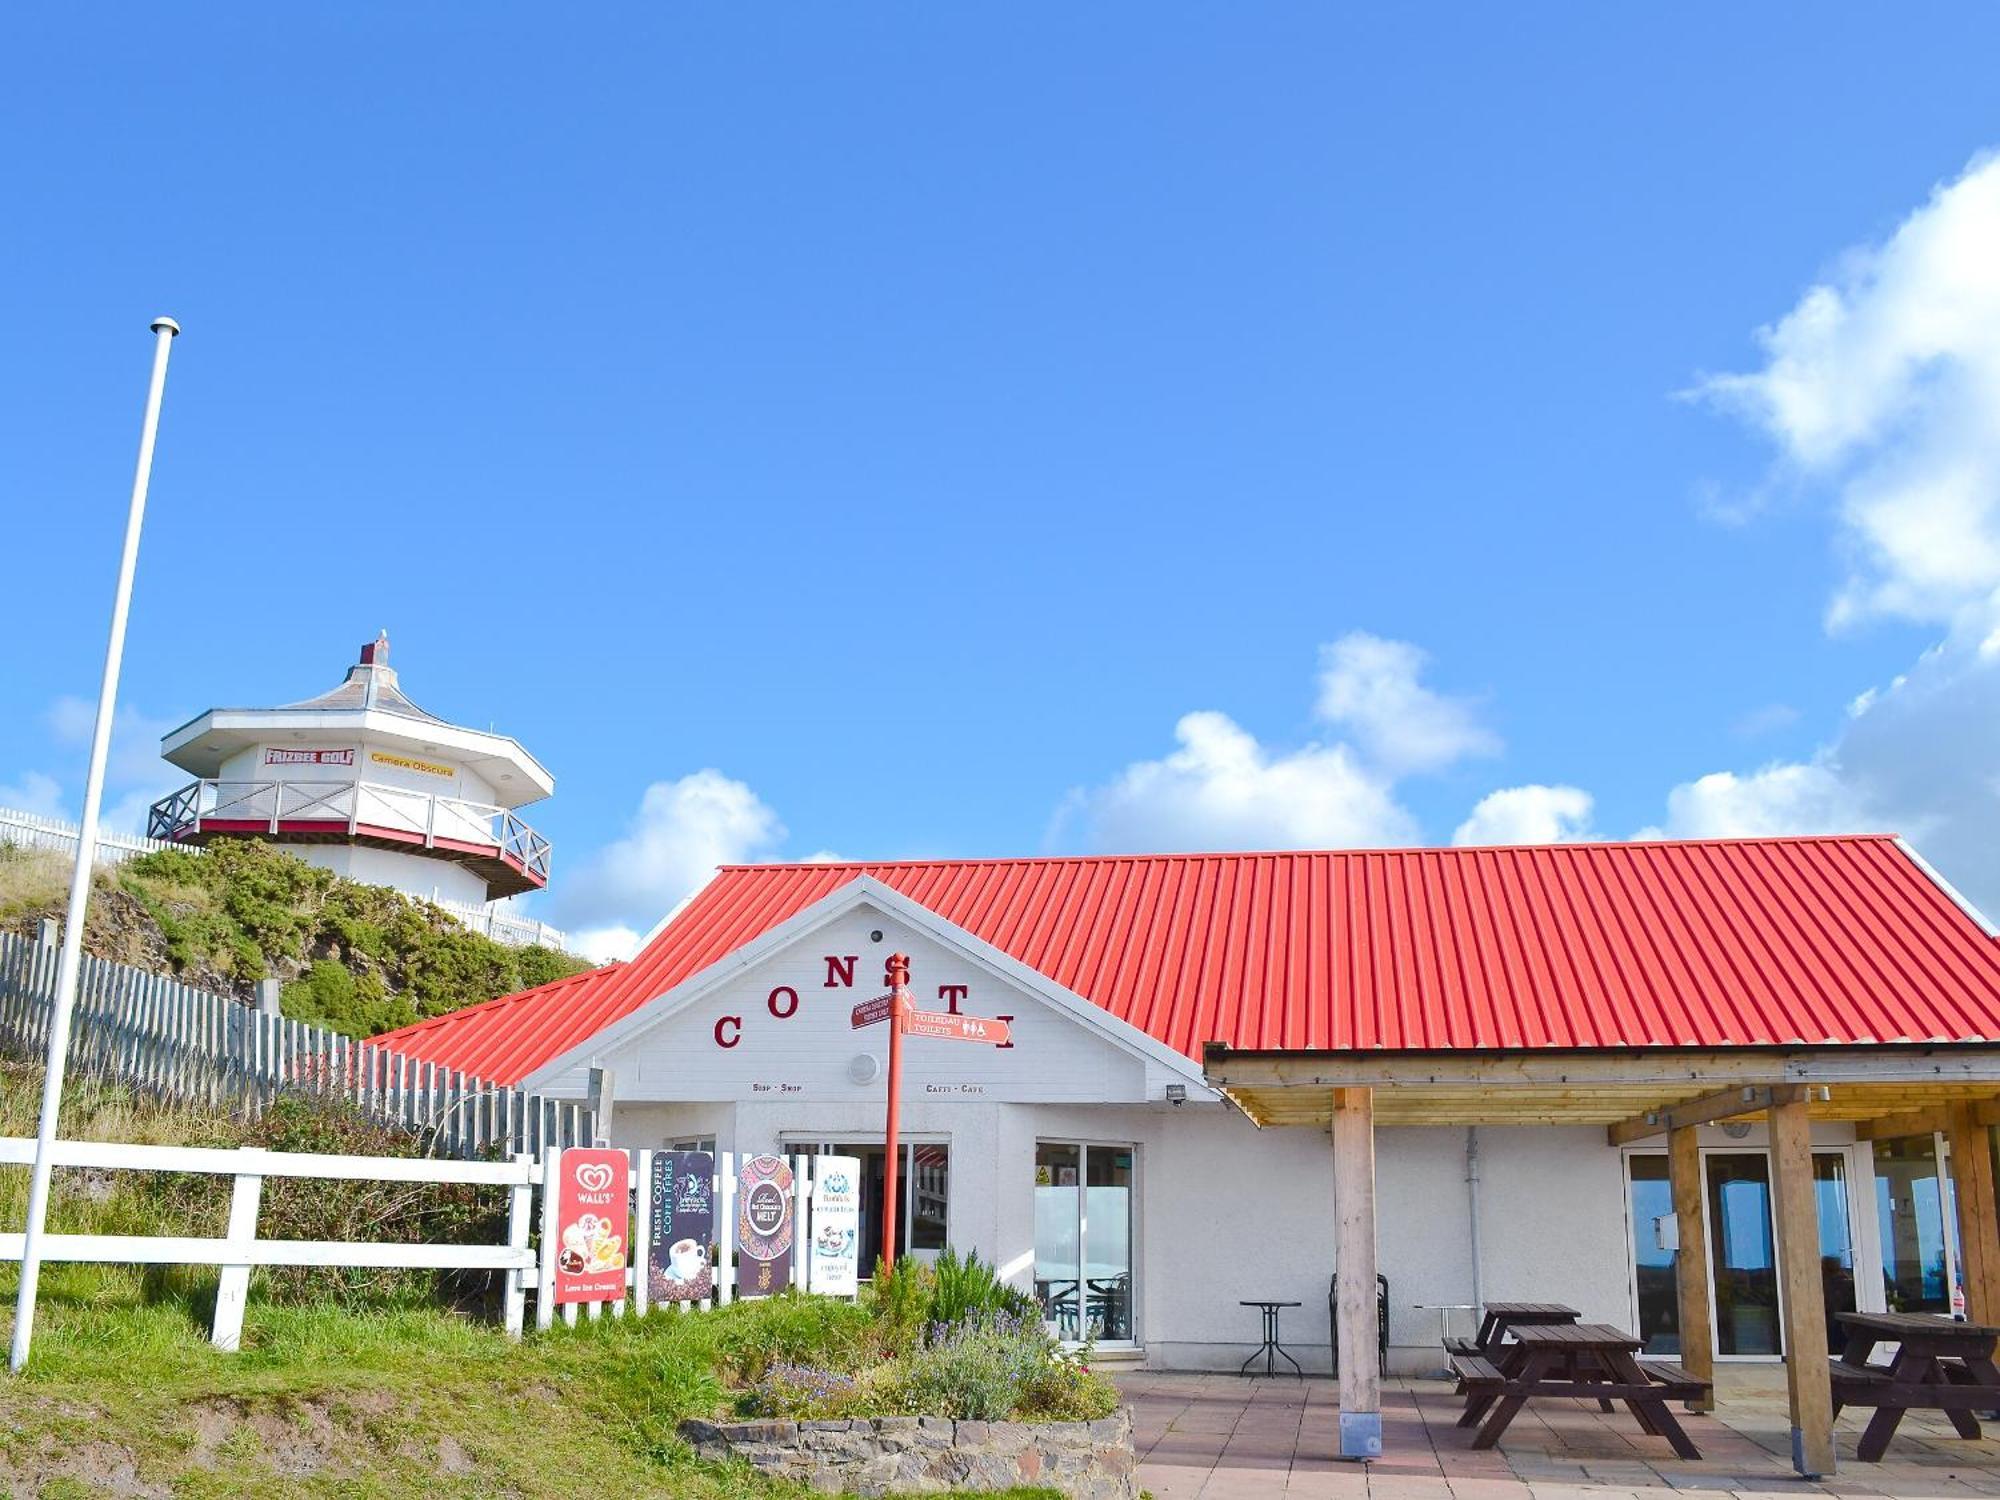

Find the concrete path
[[1117, 1368, 2000, 1499]]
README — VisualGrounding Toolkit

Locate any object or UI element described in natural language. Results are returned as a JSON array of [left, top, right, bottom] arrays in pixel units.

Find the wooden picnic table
[[1450, 1301, 1580, 1357], [1451, 1321, 1704, 1458], [1832, 1310, 2000, 1461]]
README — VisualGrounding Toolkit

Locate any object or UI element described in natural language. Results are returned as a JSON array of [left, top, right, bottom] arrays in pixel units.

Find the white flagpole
[[9, 316, 180, 1373]]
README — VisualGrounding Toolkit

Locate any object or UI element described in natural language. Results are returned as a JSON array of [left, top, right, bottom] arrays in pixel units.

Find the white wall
[[534, 903, 1159, 1103], [295, 843, 491, 906]]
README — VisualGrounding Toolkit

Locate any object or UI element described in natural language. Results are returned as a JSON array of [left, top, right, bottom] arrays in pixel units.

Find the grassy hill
[[0, 1068, 1084, 1498], [0, 838, 590, 1038]]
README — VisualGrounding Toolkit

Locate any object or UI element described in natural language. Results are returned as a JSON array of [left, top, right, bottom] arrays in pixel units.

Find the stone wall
[[680, 1408, 1136, 1498]]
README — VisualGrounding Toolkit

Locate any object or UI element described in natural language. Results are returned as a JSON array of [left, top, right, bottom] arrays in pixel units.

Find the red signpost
[[870, 952, 1011, 1273]]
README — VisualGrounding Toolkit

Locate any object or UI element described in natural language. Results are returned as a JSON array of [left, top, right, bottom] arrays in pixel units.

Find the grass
[[0, 1071, 1081, 1496]]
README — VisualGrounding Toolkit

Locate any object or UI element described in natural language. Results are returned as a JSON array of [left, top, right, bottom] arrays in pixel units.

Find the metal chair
[[1328, 1272, 1389, 1374]]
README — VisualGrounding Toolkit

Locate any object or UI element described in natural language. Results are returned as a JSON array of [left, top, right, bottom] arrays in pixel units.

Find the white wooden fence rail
[[0, 1136, 539, 1350], [0, 928, 594, 1160], [0, 804, 576, 954], [0, 1140, 845, 1357]]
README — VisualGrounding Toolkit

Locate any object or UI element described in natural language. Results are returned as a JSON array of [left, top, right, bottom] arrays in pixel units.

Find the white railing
[[146, 778, 554, 887], [0, 927, 593, 1162], [1, 803, 574, 955], [0, 1137, 540, 1350]]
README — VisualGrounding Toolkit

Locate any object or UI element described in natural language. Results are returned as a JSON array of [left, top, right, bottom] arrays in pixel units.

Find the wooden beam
[[1332, 1087, 1381, 1460], [1206, 1046, 2000, 1093], [1666, 1127, 1715, 1412], [1856, 1104, 1953, 1142], [1607, 1084, 1807, 1146], [1949, 1104, 2000, 1327], [1768, 1091, 1835, 1478]]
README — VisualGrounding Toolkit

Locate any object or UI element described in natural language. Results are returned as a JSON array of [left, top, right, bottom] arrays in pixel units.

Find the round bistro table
[[1240, 1299, 1305, 1379]]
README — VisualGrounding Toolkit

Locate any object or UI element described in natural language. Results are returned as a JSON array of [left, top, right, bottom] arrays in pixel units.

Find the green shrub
[[102, 839, 594, 1034], [928, 1246, 1041, 1327], [880, 1315, 1058, 1421], [281, 959, 417, 1037], [866, 1255, 934, 1356]]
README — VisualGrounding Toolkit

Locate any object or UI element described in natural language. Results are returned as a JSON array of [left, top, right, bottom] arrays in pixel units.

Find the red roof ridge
[[718, 833, 1906, 871]]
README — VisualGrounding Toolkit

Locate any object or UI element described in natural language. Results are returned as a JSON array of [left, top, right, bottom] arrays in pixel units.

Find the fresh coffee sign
[[647, 1150, 715, 1304], [554, 1148, 629, 1304], [808, 1154, 861, 1298], [735, 1154, 795, 1297]]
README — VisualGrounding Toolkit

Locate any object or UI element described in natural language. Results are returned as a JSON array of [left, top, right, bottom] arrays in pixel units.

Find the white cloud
[[1453, 785, 1595, 847], [1660, 153, 2000, 915], [0, 771, 65, 821], [557, 769, 786, 931], [571, 925, 644, 964], [0, 698, 185, 835], [1062, 637, 1498, 852], [47, 697, 183, 795], [1315, 633, 1499, 774], [1694, 151, 2000, 629]]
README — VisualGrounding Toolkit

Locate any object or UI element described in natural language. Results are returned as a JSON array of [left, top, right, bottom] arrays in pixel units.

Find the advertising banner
[[808, 1154, 862, 1297], [736, 1154, 795, 1297], [647, 1150, 715, 1304], [554, 1148, 629, 1304]]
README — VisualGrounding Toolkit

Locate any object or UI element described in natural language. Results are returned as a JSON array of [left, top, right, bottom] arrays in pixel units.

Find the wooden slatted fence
[[0, 927, 592, 1159]]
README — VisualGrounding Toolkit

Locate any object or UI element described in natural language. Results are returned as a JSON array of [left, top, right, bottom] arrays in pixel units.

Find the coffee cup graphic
[[670, 1238, 705, 1280]]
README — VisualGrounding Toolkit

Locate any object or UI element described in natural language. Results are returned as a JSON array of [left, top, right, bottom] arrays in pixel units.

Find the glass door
[[1624, 1147, 1858, 1359], [1875, 1133, 1952, 1312], [1034, 1142, 1135, 1345]]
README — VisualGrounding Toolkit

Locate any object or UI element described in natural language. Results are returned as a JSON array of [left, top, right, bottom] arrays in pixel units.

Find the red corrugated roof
[[376, 835, 2000, 1085]]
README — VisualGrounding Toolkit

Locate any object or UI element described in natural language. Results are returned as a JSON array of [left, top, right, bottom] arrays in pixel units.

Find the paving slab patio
[[1116, 1368, 2000, 1499]]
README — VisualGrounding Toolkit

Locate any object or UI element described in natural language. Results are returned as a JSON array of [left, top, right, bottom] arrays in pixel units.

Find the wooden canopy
[[1203, 1041, 2000, 1478]]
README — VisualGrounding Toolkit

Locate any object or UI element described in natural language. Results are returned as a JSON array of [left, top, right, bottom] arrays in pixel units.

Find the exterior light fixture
[[1165, 1084, 1187, 1106]]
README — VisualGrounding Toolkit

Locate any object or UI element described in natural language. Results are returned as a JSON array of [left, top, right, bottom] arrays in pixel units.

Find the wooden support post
[[1666, 1126, 1716, 1411], [1768, 1091, 1834, 1477], [1332, 1087, 1381, 1460], [1948, 1104, 2000, 1327], [211, 1154, 263, 1352]]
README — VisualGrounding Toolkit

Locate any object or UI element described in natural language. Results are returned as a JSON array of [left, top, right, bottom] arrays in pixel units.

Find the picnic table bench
[[1444, 1300, 1582, 1357], [1451, 1320, 1707, 1457], [1831, 1311, 2000, 1461]]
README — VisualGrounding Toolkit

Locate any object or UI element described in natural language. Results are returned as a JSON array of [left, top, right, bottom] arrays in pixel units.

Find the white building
[[378, 837, 2000, 1469], [148, 634, 554, 906]]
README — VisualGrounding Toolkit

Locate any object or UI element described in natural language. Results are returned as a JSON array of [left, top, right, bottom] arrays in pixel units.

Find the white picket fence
[[0, 928, 594, 1160], [0, 1135, 540, 1353], [0, 1140, 842, 1358], [536, 1149, 843, 1329], [0, 805, 177, 865], [0, 804, 576, 955]]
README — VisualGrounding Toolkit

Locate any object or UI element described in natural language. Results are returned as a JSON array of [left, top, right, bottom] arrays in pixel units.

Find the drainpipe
[[1466, 1127, 1485, 1312]]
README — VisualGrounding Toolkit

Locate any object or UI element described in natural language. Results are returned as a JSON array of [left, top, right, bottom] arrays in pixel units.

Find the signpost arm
[[881, 953, 909, 1276]]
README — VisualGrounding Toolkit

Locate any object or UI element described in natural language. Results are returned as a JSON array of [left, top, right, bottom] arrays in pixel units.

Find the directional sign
[[851, 992, 896, 1030], [902, 1009, 1012, 1046]]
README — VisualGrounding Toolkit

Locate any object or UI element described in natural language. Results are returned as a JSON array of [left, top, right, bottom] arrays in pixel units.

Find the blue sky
[[5, 8, 2000, 957]]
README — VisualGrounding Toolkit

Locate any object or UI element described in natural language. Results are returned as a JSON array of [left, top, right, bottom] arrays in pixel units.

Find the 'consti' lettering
[[708, 955, 1015, 1052]]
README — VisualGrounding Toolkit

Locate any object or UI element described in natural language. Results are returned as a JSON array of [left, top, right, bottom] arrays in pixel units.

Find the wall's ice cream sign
[[554, 1149, 628, 1304]]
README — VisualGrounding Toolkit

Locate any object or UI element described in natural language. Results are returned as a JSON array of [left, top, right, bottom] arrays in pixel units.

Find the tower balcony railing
[[146, 778, 552, 888]]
